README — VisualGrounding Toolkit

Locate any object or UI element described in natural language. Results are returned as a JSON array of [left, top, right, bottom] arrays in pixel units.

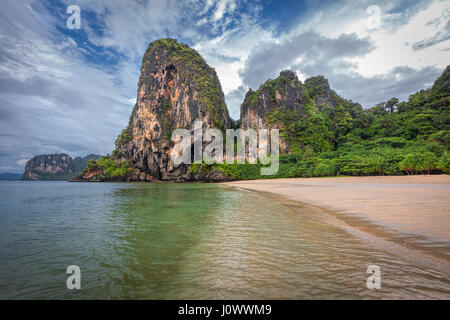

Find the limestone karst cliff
[[22, 153, 101, 180], [239, 70, 366, 153], [240, 70, 309, 153], [76, 38, 232, 182], [303, 76, 336, 110]]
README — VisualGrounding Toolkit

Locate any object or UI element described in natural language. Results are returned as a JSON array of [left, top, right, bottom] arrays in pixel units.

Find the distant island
[[22, 153, 102, 181], [0, 173, 22, 181], [72, 39, 449, 182]]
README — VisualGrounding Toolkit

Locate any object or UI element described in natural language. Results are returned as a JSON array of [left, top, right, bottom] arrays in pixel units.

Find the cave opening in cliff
[[165, 64, 176, 81], [190, 142, 195, 164]]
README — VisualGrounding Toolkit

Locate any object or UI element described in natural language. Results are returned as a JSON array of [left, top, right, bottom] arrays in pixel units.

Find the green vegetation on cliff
[[142, 38, 229, 130], [115, 128, 132, 147], [279, 67, 448, 177], [204, 66, 450, 180], [83, 156, 133, 179], [265, 103, 333, 153], [242, 71, 305, 115]]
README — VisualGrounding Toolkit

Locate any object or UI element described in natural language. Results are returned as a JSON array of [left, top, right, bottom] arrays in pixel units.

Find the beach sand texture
[[223, 175, 450, 241]]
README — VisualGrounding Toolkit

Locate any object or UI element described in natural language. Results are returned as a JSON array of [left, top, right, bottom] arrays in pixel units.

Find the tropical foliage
[[206, 66, 450, 179], [83, 156, 132, 179]]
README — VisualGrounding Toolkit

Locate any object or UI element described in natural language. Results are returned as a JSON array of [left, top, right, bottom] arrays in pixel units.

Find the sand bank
[[223, 175, 450, 242]]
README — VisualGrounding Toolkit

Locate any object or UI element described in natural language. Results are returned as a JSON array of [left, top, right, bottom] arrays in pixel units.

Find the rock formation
[[113, 38, 231, 181], [303, 76, 336, 110], [240, 70, 309, 153], [22, 153, 101, 180], [239, 70, 367, 153]]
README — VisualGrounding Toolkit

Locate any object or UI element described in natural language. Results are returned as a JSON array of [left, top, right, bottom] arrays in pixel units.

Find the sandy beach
[[223, 175, 450, 243]]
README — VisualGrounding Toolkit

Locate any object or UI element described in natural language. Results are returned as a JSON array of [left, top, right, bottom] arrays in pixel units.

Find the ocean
[[0, 181, 448, 299]]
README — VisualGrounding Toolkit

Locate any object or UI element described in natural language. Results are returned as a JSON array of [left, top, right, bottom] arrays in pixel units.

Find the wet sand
[[223, 175, 450, 245]]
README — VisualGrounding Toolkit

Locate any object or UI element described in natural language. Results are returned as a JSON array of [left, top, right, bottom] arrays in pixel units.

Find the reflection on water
[[0, 181, 448, 299]]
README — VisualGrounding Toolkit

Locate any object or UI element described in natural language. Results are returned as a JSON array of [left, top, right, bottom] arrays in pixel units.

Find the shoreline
[[221, 175, 450, 272]]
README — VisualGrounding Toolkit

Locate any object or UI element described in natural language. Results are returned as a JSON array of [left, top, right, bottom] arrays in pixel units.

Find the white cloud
[[16, 159, 28, 166], [193, 19, 276, 118], [357, 0, 450, 77], [213, 0, 228, 21], [217, 0, 449, 115]]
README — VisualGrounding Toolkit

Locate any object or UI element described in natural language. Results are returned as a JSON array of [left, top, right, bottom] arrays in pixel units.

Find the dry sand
[[223, 175, 450, 242]]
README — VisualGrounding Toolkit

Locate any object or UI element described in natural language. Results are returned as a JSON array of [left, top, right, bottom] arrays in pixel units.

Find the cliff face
[[22, 154, 71, 180], [240, 70, 308, 153], [114, 38, 231, 181], [22, 153, 101, 180], [239, 71, 367, 153], [303, 76, 336, 110]]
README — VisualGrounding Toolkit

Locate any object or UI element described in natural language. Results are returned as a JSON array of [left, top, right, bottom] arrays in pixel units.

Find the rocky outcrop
[[240, 70, 309, 153], [68, 169, 127, 182], [68, 169, 103, 182], [303, 76, 336, 110], [111, 38, 231, 181], [22, 153, 101, 180], [239, 71, 367, 153], [185, 165, 231, 182]]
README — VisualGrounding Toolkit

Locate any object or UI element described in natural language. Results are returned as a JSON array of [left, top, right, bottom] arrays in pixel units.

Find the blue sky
[[0, 0, 449, 173]]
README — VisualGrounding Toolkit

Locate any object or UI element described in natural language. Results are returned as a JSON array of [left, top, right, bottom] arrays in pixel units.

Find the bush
[[399, 152, 437, 175], [83, 156, 132, 179], [438, 152, 450, 173]]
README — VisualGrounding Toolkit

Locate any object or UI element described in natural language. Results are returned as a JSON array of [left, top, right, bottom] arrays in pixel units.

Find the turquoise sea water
[[0, 181, 448, 299]]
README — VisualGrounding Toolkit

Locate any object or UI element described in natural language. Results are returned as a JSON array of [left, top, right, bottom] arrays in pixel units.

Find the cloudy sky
[[0, 0, 449, 173]]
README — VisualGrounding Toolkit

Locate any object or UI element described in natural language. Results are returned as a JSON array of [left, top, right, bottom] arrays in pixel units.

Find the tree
[[438, 152, 450, 173], [399, 152, 437, 175], [399, 153, 417, 175], [417, 152, 437, 174], [386, 97, 399, 113]]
